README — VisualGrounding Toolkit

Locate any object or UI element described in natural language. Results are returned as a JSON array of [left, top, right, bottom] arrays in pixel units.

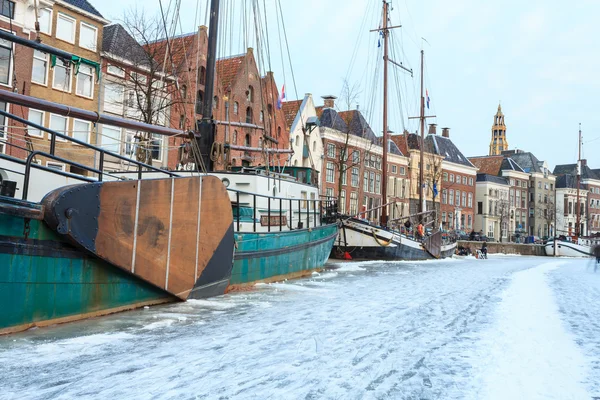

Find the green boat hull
[[0, 214, 172, 334], [229, 224, 338, 288]]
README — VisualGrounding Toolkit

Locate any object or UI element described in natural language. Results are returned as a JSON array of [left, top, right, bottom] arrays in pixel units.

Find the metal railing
[[0, 109, 180, 201], [229, 188, 337, 233]]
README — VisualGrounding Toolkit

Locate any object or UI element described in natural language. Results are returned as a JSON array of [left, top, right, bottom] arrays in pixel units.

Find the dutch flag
[[426, 89, 430, 109], [277, 85, 286, 109]]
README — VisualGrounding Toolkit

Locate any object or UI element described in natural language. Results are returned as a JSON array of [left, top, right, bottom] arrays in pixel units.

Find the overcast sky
[[95, 0, 600, 169]]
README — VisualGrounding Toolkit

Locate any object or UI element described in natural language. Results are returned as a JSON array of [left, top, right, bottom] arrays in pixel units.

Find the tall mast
[[419, 49, 425, 215], [381, 1, 389, 227], [197, 0, 221, 171], [576, 123, 581, 237]]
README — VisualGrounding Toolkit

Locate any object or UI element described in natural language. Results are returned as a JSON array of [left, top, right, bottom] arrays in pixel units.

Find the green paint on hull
[[0, 214, 172, 333], [230, 224, 338, 285]]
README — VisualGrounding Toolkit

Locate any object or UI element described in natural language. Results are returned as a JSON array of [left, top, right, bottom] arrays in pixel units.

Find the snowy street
[[1, 256, 600, 399]]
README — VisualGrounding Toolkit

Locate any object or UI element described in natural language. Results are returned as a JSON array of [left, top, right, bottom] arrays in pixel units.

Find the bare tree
[[537, 197, 556, 238], [496, 192, 510, 242], [114, 8, 187, 164]]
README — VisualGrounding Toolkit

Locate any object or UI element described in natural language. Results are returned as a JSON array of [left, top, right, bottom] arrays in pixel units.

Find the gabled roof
[[502, 151, 543, 173], [337, 110, 378, 142], [62, 0, 104, 18], [501, 157, 525, 173], [103, 24, 152, 68], [469, 156, 505, 176], [216, 54, 245, 90], [476, 173, 509, 185], [390, 132, 435, 155], [426, 134, 475, 168], [374, 137, 403, 156], [319, 108, 348, 133], [281, 100, 302, 130], [553, 163, 600, 180], [556, 174, 580, 189]]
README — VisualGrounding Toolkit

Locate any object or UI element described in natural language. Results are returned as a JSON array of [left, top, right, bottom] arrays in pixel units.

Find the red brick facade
[[440, 170, 476, 231]]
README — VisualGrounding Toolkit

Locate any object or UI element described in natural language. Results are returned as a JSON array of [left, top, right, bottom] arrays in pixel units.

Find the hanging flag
[[277, 84, 286, 109], [426, 89, 430, 109], [433, 183, 438, 197], [378, 31, 383, 47]]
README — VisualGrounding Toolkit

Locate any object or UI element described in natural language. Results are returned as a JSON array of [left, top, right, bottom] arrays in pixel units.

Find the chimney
[[441, 127, 450, 138], [428, 123, 437, 135], [322, 95, 337, 109]]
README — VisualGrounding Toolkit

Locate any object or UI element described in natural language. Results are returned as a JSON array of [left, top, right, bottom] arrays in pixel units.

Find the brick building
[[0, 0, 34, 160], [317, 99, 409, 223], [24, 0, 108, 173], [469, 155, 530, 241]]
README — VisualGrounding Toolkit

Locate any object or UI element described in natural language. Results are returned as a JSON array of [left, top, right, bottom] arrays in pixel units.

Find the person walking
[[593, 245, 600, 272], [481, 242, 488, 259]]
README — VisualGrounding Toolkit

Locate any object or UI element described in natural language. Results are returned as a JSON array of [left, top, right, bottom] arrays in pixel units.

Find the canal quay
[[2, 256, 599, 399]]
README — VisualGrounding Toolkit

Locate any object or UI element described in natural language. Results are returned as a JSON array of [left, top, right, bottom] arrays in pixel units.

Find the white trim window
[[49, 114, 68, 141], [326, 161, 334, 183], [32, 50, 49, 85], [76, 64, 94, 98], [150, 133, 163, 162], [73, 119, 91, 143], [38, 8, 52, 35], [0, 33, 13, 86], [0, 100, 6, 154], [103, 82, 124, 114], [27, 109, 44, 137], [107, 64, 125, 78], [56, 13, 76, 44], [0, 0, 14, 19], [52, 61, 72, 92], [46, 161, 66, 172], [102, 125, 121, 153], [79, 22, 98, 51]]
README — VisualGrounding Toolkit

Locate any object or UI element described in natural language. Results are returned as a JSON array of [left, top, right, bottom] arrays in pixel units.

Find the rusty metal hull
[[0, 213, 174, 335]]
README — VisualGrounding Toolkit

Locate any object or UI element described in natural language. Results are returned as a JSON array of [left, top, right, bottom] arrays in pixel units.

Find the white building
[[474, 173, 510, 241]]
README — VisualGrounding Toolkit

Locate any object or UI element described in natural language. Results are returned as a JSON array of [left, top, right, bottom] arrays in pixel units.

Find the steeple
[[489, 103, 508, 155]]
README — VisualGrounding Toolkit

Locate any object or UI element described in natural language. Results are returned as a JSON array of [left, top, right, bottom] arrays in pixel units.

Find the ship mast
[[576, 123, 582, 237], [419, 49, 425, 216], [380, 1, 389, 227]]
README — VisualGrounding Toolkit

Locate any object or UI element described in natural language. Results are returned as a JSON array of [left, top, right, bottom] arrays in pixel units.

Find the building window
[[463, 176, 467, 185], [27, 109, 44, 137], [79, 22, 98, 51], [369, 172, 375, 193], [455, 190, 460, 206], [104, 83, 123, 114], [247, 86, 254, 102], [392, 165, 397, 174], [364, 171, 369, 192], [353, 150, 360, 163], [56, 13, 76, 44], [76, 64, 94, 98], [443, 172, 448, 182], [52, 61, 72, 92], [244, 134, 250, 146], [46, 161, 66, 171], [442, 189, 447, 204], [341, 168, 347, 186], [150, 134, 162, 161], [260, 110, 264, 122], [351, 167, 359, 187], [477, 201, 483, 214], [350, 192, 358, 215], [469, 177, 473, 186], [233, 101, 239, 114], [107, 64, 125, 77], [245, 107, 253, 123], [327, 143, 335, 158], [326, 162, 334, 183], [400, 166, 406, 175], [449, 189, 454, 205], [49, 114, 68, 141], [73, 119, 90, 143], [0, 34, 13, 86], [449, 174, 454, 183], [375, 174, 381, 194], [38, 8, 52, 34], [179, 114, 185, 129], [468, 192, 473, 208], [195, 90, 204, 114], [32, 50, 48, 85], [102, 125, 121, 153], [0, 0, 14, 19], [340, 190, 346, 213]]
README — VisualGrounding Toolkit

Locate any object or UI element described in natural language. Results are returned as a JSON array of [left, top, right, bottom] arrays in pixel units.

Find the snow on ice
[[1, 256, 599, 399]]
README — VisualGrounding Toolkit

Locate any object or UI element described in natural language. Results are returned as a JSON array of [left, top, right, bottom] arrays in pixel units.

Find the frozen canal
[[2, 256, 600, 399]]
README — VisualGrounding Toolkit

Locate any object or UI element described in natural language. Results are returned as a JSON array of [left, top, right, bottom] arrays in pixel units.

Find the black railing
[[0, 109, 179, 201], [228, 188, 337, 232]]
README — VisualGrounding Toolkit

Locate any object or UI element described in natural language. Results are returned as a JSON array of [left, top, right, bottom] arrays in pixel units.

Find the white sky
[[95, 0, 600, 169]]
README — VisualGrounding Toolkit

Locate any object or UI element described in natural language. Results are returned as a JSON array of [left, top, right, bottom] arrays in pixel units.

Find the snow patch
[[474, 261, 591, 399]]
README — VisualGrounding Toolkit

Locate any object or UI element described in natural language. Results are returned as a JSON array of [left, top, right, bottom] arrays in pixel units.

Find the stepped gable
[[281, 100, 302, 130], [63, 0, 104, 18], [216, 54, 245, 90], [426, 134, 475, 168]]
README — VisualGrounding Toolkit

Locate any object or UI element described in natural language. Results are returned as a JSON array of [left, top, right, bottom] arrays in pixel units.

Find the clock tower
[[489, 104, 508, 155]]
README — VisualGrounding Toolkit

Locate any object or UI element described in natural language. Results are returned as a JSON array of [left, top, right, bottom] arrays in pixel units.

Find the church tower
[[489, 104, 508, 155]]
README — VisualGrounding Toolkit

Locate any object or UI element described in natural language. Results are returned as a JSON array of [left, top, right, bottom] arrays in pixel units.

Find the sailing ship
[[332, 2, 456, 261], [545, 125, 598, 257], [0, 0, 337, 334]]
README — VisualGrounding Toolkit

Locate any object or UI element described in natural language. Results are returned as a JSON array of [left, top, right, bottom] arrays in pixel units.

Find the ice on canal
[[2, 255, 600, 399]]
